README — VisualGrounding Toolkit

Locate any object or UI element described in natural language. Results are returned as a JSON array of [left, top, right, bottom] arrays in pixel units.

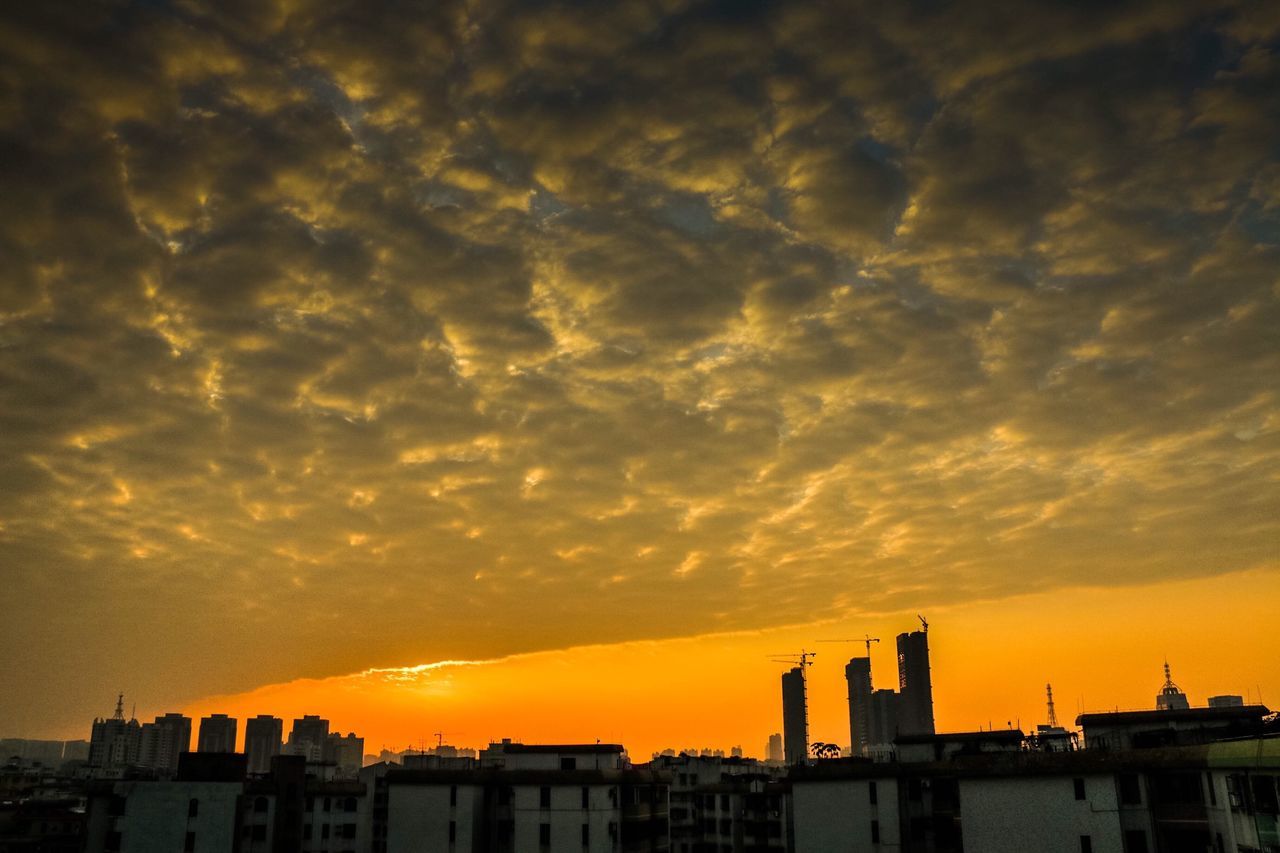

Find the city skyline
[[2, 0, 1278, 763], [24, 584, 1278, 763]]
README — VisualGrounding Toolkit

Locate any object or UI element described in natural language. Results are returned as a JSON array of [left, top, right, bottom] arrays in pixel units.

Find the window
[[184, 832, 196, 853], [1119, 773, 1142, 805], [450, 785, 457, 807], [869, 781, 877, 805], [104, 830, 122, 851], [188, 798, 199, 818], [341, 824, 357, 839], [908, 778, 922, 802], [251, 825, 267, 842], [582, 823, 589, 846], [1252, 776, 1279, 813], [304, 825, 312, 841], [539, 823, 551, 847], [344, 797, 357, 812], [108, 796, 126, 817], [720, 794, 729, 810], [306, 796, 314, 812], [561, 757, 577, 770], [582, 786, 590, 809], [449, 821, 456, 843], [1080, 835, 1093, 853], [321, 824, 330, 840], [1124, 829, 1148, 853], [1074, 778, 1087, 800], [323, 797, 332, 812], [254, 797, 269, 814], [540, 786, 552, 809], [871, 820, 880, 844]]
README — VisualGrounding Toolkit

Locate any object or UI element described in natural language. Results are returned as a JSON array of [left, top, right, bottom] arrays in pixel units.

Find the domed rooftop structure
[[1156, 661, 1190, 711]]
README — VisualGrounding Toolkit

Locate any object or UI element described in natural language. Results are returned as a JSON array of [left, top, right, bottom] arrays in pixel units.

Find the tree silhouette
[[809, 742, 842, 759]]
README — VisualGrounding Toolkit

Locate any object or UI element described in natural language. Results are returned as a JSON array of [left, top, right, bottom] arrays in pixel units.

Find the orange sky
[[184, 565, 1279, 759]]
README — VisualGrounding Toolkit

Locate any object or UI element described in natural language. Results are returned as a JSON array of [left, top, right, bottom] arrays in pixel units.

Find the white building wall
[[959, 775, 1124, 853], [793, 777, 900, 852], [386, 784, 483, 853], [302, 793, 364, 851], [117, 781, 240, 853], [512, 784, 619, 853]]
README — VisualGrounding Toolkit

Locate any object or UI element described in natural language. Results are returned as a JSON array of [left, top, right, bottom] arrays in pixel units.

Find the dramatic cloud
[[0, 0, 1276, 735]]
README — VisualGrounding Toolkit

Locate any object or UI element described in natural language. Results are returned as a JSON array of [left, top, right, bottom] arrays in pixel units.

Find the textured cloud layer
[[1, 0, 1277, 732]]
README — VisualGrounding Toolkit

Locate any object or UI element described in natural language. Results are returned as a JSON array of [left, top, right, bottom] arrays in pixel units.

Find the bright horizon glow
[[169, 566, 1279, 760]]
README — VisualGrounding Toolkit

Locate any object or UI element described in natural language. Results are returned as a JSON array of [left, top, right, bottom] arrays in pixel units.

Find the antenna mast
[[1046, 683, 1058, 728]]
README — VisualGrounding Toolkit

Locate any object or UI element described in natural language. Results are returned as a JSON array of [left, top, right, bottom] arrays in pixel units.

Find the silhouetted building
[[82, 752, 370, 853], [285, 715, 329, 763], [766, 734, 783, 765], [869, 689, 900, 755], [88, 695, 141, 771], [781, 667, 808, 766], [138, 713, 191, 775], [791, 736, 1280, 853], [1076, 704, 1271, 751], [1208, 694, 1244, 708], [845, 657, 873, 757], [896, 629, 935, 736], [244, 715, 283, 775], [1156, 661, 1191, 710], [327, 732, 364, 777], [197, 714, 237, 753], [651, 753, 789, 853], [383, 742, 667, 853]]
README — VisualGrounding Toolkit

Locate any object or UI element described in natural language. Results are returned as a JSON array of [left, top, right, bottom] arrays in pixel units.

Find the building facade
[[781, 669, 808, 767]]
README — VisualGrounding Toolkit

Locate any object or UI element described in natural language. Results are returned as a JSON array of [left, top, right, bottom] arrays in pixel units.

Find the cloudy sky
[[1, 0, 1277, 751]]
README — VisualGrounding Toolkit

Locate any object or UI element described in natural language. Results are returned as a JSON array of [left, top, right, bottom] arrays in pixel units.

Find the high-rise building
[[845, 657, 873, 757], [197, 714, 238, 753], [286, 715, 330, 762], [244, 715, 283, 775], [88, 695, 141, 770], [766, 733, 783, 764], [327, 732, 364, 777], [138, 713, 191, 774], [781, 667, 809, 765], [869, 689, 900, 749], [896, 629, 935, 736]]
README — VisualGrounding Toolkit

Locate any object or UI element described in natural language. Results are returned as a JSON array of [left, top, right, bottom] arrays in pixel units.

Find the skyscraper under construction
[[896, 624, 935, 736], [845, 657, 873, 756], [781, 666, 809, 765]]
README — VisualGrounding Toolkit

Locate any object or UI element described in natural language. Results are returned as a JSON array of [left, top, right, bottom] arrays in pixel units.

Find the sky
[[1, 0, 1277, 757]]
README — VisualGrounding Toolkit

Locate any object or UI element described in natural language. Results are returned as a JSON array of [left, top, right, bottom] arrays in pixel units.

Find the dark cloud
[[0, 0, 1276, 734]]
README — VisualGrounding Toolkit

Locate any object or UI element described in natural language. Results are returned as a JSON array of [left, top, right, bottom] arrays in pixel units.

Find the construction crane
[[918, 614, 928, 633], [818, 636, 881, 656], [767, 650, 817, 671]]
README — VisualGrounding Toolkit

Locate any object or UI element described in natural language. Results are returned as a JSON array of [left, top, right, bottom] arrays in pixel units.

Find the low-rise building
[[791, 737, 1280, 853], [385, 742, 669, 853]]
